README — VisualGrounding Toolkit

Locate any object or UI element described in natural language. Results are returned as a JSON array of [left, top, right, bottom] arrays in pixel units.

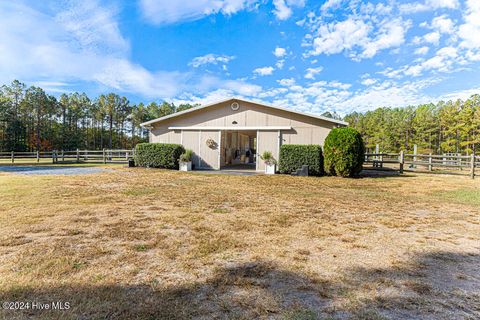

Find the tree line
[[2, 80, 478, 155], [344, 94, 480, 155], [0, 80, 196, 152]]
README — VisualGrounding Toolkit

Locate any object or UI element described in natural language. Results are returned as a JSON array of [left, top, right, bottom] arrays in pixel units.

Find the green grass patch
[[133, 244, 150, 252], [282, 308, 317, 320], [437, 188, 480, 206]]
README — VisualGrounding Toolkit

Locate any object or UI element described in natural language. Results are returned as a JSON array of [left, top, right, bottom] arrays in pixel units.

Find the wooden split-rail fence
[[364, 151, 479, 179], [0, 149, 135, 164]]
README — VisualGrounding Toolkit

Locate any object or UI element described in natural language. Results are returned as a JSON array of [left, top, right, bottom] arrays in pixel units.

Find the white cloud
[[277, 78, 296, 86], [305, 12, 410, 59], [139, 0, 257, 25], [427, 0, 459, 9], [359, 18, 411, 58], [241, 78, 438, 115], [321, 0, 344, 12], [404, 46, 459, 76], [412, 30, 441, 46], [304, 66, 323, 79], [414, 46, 430, 55], [272, 0, 305, 20], [189, 54, 235, 68], [308, 17, 371, 56], [424, 31, 441, 45], [431, 15, 455, 34], [275, 59, 285, 69], [272, 0, 292, 20], [361, 78, 377, 86], [253, 66, 275, 76], [458, 0, 480, 49], [337, 80, 435, 112], [400, 0, 459, 14], [273, 47, 287, 58]]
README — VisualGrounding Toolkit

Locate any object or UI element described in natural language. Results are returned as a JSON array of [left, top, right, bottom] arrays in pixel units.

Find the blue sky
[[1, 0, 480, 115]]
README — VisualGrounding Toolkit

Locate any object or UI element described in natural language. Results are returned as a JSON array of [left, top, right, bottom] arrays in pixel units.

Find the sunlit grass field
[[0, 167, 479, 319]]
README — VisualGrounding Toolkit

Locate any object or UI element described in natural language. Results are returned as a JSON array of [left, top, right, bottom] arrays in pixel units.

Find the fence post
[[428, 153, 433, 171], [52, 150, 55, 164], [413, 144, 417, 169], [399, 150, 404, 174], [471, 154, 475, 179], [103, 148, 106, 164], [36, 150, 40, 163], [62, 150, 64, 162], [76, 149, 80, 163], [11, 151, 14, 163]]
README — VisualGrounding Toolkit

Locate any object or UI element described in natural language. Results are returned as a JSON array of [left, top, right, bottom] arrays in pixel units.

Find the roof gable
[[140, 97, 348, 127]]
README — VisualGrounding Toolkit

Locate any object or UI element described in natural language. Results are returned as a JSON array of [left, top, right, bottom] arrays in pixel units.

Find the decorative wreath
[[206, 138, 216, 148]]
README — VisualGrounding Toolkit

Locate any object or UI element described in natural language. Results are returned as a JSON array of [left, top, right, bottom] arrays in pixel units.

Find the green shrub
[[134, 143, 184, 169], [323, 127, 365, 177], [180, 149, 193, 162], [260, 150, 277, 165], [278, 144, 324, 176]]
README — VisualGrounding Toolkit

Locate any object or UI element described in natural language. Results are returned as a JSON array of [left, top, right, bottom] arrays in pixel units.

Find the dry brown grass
[[0, 168, 479, 319]]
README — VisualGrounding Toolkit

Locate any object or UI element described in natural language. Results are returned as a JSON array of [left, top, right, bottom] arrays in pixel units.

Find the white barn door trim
[[217, 130, 221, 170], [256, 130, 259, 171]]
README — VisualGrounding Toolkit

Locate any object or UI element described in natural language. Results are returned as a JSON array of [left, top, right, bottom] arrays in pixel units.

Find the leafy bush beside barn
[[324, 127, 365, 177], [134, 143, 184, 169], [278, 144, 324, 176]]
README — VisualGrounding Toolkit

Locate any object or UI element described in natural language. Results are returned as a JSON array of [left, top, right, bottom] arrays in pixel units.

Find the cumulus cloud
[[253, 66, 275, 76], [424, 31, 441, 45], [308, 17, 371, 56], [414, 46, 430, 55], [383, 46, 461, 78], [277, 78, 296, 86], [304, 11, 410, 59], [400, 0, 459, 14], [431, 15, 455, 34], [361, 78, 377, 86], [321, 0, 344, 12], [189, 54, 235, 68], [359, 18, 411, 58], [458, 0, 480, 49], [139, 0, 258, 25], [272, 0, 305, 20], [273, 47, 287, 57], [304, 67, 323, 79]]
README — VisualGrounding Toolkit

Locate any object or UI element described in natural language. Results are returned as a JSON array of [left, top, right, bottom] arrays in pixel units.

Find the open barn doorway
[[220, 130, 257, 171]]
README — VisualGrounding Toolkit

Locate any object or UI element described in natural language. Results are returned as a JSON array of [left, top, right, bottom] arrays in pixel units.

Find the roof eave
[[140, 97, 348, 127]]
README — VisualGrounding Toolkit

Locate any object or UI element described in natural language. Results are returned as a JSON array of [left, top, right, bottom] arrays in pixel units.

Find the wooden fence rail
[[365, 152, 479, 179], [0, 149, 135, 164]]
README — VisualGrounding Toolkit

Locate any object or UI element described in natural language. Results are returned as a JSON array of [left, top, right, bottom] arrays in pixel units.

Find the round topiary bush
[[324, 127, 365, 177]]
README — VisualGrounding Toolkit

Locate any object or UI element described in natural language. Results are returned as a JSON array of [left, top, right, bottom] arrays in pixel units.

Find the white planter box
[[265, 163, 276, 175], [179, 161, 192, 171]]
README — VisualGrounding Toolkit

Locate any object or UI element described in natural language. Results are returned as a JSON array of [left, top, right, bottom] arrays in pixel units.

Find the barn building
[[141, 98, 347, 171]]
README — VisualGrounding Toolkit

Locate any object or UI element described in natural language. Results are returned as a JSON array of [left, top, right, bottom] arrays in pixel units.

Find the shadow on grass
[[0, 166, 109, 175], [1, 252, 478, 319], [357, 168, 411, 179]]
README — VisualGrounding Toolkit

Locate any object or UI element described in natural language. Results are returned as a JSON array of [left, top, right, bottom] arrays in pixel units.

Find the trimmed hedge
[[134, 143, 185, 169], [323, 127, 365, 177], [278, 144, 324, 176]]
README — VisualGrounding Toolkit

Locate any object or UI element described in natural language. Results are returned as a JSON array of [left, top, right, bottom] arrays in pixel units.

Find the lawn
[[0, 167, 479, 319]]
